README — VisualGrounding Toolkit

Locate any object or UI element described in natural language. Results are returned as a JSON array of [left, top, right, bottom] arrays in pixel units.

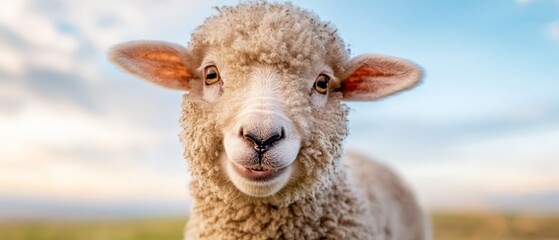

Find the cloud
[[0, 0, 79, 74], [24, 68, 99, 110], [515, 0, 537, 5], [0, 0, 203, 204], [547, 20, 559, 41], [0, 40, 25, 75], [387, 125, 559, 212], [511, 1, 559, 43], [0, 89, 187, 202]]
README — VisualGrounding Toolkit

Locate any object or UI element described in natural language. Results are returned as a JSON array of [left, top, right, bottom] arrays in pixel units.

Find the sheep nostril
[[242, 128, 284, 153], [243, 132, 262, 146], [263, 131, 282, 147]]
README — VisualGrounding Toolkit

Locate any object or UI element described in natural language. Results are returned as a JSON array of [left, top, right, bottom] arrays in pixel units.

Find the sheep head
[[109, 3, 421, 203]]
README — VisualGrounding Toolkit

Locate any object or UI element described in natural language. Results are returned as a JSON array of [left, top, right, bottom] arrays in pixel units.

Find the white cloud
[[392, 126, 559, 211], [516, 0, 537, 5], [0, 106, 183, 212], [547, 20, 559, 41], [0, 0, 218, 204], [57, 0, 217, 52], [0, 85, 187, 202], [0, 0, 81, 77], [0, 40, 25, 75], [0, 0, 79, 54]]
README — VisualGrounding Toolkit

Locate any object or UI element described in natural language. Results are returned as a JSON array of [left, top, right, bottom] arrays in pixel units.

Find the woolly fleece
[[173, 2, 426, 239]]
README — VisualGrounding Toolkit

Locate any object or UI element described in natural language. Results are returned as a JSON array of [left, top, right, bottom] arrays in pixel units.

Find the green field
[[431, 212, 559, 240], [0, 218, 185, 240], [1, 212, 558, 240]]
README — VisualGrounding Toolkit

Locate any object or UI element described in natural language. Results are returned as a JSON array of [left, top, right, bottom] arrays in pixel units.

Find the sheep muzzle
[[220, 68, 303, 197]]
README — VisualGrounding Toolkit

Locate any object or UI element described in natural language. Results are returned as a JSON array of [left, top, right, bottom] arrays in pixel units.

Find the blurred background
[[1, 0, 558, 239]]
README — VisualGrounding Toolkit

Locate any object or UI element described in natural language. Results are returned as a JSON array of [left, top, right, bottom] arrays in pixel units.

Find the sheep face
[[180, 45, 348, 198], [200, 55, 348, 197], [109, 2, 422, 203]]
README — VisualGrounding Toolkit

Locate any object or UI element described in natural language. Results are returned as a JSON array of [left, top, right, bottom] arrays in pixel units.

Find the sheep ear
[[109, 41, 196, 91], [340, 54, 422, 101]]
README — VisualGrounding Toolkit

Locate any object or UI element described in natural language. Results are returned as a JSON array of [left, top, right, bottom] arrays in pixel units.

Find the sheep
[[109, 2, 428, 239]]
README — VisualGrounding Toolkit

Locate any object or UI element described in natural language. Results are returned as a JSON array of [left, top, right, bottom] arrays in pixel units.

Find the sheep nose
[[242, 128, 284, 153]]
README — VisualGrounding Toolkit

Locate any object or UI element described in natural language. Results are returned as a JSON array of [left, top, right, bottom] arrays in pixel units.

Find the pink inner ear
[[110, 41, 196, 91], [123, 49, 193, 82], [121, 47, 193, 89], [153, 62, 191, 82], [342, 65, 396, 94]]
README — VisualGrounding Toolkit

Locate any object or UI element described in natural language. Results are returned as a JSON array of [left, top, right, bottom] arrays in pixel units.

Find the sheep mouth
[[232, 163, 287, 181]]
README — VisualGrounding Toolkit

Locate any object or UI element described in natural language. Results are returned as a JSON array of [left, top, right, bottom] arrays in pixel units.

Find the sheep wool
[[179, 2, 425, 240], [109, 1, 428, 240]]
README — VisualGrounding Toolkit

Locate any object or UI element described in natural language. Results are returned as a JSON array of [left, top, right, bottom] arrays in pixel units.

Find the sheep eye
[[314, 74, 329, 94], [204, 66, 220, 85]]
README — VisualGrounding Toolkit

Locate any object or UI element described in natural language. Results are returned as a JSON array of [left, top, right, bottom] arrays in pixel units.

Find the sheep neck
[[184, 169, 380, 239]]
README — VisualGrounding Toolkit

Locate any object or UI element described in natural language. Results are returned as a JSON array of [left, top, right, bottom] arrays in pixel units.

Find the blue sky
[[0, 0, 558, 219]]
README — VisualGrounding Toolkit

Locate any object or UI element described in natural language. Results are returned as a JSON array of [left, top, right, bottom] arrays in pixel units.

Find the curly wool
[[180, 85, 380, 239], [189, 2, 349, 76], [178, 2, 420, 239], [182, 1, 353, 206]]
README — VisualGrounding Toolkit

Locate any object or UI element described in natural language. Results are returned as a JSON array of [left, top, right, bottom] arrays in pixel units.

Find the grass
[[431, 212, 559, 240], [1, 212, 558, 240], [0, 218, 185, 240]]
